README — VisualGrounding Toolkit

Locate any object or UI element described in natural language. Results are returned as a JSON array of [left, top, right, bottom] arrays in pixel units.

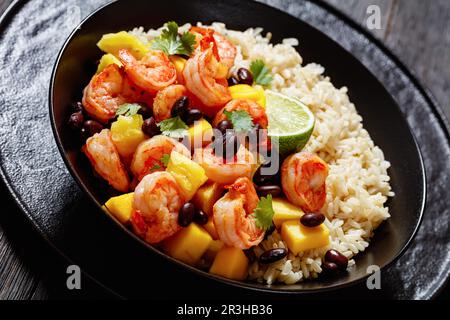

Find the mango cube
[[104, 192, 134, 224], [163, 223, 213, 266], [209, 247, 249, 280], [166, 151, 208, 200], [272, 198, 304, 228], [203, 219, 219, 240], [229, 84, 266, 108], [96, 53, 123, 74], [170, 56, 187, 84], [187, 118, 213, 149], [204, 240, 225, 261], [193, 182, 224, 216], [111, 115, 146, 161], [281, 220, 330, 255], [97, 31, 149, 59]]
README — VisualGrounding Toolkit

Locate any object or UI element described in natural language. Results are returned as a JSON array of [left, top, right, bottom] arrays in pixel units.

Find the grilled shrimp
[[83, 129, 130, 192], [190, 27, 237, 69], [213, 177, 264, 249], [213, 99, 268, 129], [118, 49, 176, 93], [82, 64, 152, 124], [153, 84, 187, 122], [131, 171, 183, 244], [131, 135, 191, 181], [183, 48, 232, 116], [281, 152, 329, 212], [193, 145, 255, 184]]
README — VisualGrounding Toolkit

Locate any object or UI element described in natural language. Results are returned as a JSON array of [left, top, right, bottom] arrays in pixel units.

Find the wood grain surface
[[0, 0, 449, 300]]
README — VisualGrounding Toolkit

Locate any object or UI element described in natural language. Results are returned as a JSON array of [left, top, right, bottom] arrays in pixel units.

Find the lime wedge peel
[[265, 90, 315, 157]]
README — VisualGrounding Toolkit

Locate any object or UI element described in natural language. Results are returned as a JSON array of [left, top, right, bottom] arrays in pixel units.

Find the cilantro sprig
[[250, 59, 273, 87], [161, 154, 171, 167], [150, 164, 161, 172], [157, 116, 188, 138], [151, 21, 196, 56], [116, 103, 141, 117], [223, 110, 254, 133], [253, 195, 275, 231]]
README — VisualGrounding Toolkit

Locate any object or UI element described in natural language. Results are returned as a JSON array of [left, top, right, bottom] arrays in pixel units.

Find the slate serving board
[[0, 0, 449, 299]]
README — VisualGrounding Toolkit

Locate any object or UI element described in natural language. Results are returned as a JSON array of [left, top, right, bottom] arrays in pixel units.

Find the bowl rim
[[48, 0, 427, 294]]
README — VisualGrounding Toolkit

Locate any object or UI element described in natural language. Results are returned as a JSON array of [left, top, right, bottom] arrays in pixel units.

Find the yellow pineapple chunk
[[229, 84, 266, 108], [281, 220, 330, 255], [203, 219, 219, 240], [204, 240, 225, 261], [187, 118, 213, 149], [209, 247, 249, 280], [96, 53, 123, 74], [272, 198, 304, 228], [97, 31, 149, 59], [166, 151, 208, 200], [163, 223, 213, 266], [170, 56, 187, 84], [193, 182, 224, 216], [104, 193, 134, 224], [110, 115, 146, 161]]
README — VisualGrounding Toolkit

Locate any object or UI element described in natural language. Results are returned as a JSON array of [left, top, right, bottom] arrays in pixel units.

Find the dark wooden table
[[1, 0, 449, 300]]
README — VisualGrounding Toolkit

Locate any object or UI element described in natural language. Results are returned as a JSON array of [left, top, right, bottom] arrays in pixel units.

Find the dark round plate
[[49, 0, 425, 293], [1, 0, 449, 299]]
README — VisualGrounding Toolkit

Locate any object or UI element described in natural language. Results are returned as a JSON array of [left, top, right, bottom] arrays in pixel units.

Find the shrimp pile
[[76, 22, 333, 283]]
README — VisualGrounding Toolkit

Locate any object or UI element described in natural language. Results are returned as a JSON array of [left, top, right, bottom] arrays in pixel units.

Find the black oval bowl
[[50, 0, 425, 293]]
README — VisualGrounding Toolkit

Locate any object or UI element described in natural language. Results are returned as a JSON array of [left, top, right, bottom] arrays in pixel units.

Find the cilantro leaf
[[116, 103, 142, 117], [150, 164, 161, 172], [223, 110, 254, 133], [157, 116, 188, 138], [250, 59, 273, 87], [253, 195, 275, 231], [151, 21, 196, 56], [161, 154, 171, 167]]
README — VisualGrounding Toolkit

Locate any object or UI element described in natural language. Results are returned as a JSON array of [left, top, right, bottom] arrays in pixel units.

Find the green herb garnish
[[151, 21, 196, 56], [150, 164, 161, 172], [223, 110, 254, 133], [250, 59, 273, 87], [253, 195, 275, 231], [161, 154, 171, 167], [116, 103, 142, 117], [157, 116, 189, 138]]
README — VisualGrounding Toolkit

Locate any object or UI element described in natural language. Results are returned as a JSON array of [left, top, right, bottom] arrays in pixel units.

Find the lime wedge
[[265, 90, 315, 157]]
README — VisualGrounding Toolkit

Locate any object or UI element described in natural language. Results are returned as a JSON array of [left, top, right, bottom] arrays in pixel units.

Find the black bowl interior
[[50, 0, 425, 292]]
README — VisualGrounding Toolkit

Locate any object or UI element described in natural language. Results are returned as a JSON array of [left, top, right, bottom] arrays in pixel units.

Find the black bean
[[216, 120, 233, 135], [213, 131, 240, 160], [263, 224, 276, 240], [257, 185, 282, 198], [237, 68, 254, 86], [324, 249, 348, 271], [300, 212, 326, 228], [178, 202, 195, 227], [142, 117, 161, 137], [171, 96, 189, 118], [193, 209, 209, 225], [185, 109, 203, 126], [72, 102, 83, 113], [244, 249, 257, 263], [82, 120, 103, 138], [223, 131, 240, 160], [258, 248, 287, 265], [137, 104, 153, 119], [322, 261, 340, 276], [227, 76, 239, 86], [253, 162, 279, 186], [68, 112, 84, 130]]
